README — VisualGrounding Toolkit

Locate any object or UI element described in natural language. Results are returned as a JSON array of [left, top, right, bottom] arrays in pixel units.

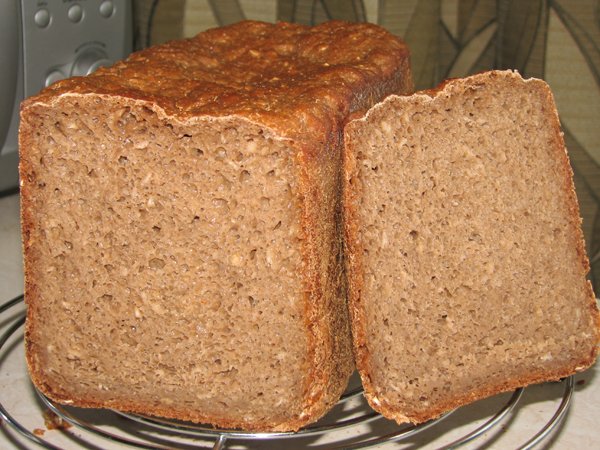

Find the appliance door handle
[[0, 0, 19, 153]]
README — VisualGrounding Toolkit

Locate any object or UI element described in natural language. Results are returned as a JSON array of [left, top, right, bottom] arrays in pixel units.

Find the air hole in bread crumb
[[239, 170, 251, 182], [248, 296, 256, 307], [267, 169, 275, 177], [118, 156, 128, 164], [273, 221, 282, 230], [152, 225, 161, 232], [409, 230, 418, 239], [104, 264, 114, 273], [149, 258, 165, 269], [192, 215, 200, 223], [64, 241, 73, 250], [468, 233, 481, 242], [249, 249, 257, 260], [212, 198, 229, 212], [215, 147, 227, 160], [194, 148, 204, 156], [100, 294, 113, 301]]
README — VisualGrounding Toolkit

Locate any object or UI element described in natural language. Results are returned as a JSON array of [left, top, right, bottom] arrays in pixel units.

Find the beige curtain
[[133, 0, 600, 291]]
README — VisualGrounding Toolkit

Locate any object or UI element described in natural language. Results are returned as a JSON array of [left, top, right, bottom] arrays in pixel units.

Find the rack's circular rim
[[0, 295, 575, 449]]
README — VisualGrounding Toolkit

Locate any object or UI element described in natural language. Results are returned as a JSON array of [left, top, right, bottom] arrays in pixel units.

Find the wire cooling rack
[[0, 295, 575, 449]]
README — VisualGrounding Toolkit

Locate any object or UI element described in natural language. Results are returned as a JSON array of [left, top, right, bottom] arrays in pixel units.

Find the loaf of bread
[[19, 20, 412, 431], [343, 70, 600, 424]]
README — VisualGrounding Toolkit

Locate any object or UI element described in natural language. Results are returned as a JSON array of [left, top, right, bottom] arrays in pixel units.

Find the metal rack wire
[[0, 295, 574, 449]]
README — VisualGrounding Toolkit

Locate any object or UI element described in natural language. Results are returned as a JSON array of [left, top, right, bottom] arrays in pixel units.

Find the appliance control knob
[[71, 48, 112, 77], [99, 1, 115, 18], [34, 9, 51, 28], [68, 4, 84, 23]]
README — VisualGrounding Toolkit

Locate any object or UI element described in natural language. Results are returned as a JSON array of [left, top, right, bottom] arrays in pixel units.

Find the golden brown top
[[26, 20, 411, 145]]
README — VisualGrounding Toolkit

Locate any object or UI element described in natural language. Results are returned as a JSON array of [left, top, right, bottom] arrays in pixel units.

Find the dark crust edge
[[370, 360, 599, 425], [343, 69, 600, 425]]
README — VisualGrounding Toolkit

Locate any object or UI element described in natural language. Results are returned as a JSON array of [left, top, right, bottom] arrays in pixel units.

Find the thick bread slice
[[343, 70, 600, 424], [19, 20, 413, 431]]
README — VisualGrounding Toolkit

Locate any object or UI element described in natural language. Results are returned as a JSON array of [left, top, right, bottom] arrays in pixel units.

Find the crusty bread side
[[20, 20, 412, 431], [343, 70, 600, 424]]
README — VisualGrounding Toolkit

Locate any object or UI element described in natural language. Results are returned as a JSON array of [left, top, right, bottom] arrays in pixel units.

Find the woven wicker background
[[132, 0, 600, 292]]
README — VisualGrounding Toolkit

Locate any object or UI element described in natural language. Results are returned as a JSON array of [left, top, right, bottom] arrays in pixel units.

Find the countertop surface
[[0, 191, 598, 449]]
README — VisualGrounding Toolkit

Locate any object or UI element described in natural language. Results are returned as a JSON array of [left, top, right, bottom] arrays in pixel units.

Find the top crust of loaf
[[343, 70, 600, 425], [21, 20, 411, 149]]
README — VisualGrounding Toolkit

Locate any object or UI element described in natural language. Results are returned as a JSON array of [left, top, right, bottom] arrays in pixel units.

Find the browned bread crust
[[20, 20, 412, 431], [343, 70, 600, 424], [24, 20, 411, 149]]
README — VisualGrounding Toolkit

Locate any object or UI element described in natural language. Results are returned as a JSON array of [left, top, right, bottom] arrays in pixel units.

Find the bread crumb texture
[[24, 107, 309, 426], [344, 70, 600, 424], [20, 20, 412, 431]]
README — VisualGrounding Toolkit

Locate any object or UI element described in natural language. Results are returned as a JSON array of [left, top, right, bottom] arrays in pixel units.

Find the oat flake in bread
[[19, 20, 413, 431], [343, 70, 600, 425]]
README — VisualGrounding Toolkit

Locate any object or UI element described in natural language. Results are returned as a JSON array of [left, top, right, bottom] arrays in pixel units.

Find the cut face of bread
[[343, 70, 600, 424], [19, 20, 413, 431], [24, 110, 309, 425]]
